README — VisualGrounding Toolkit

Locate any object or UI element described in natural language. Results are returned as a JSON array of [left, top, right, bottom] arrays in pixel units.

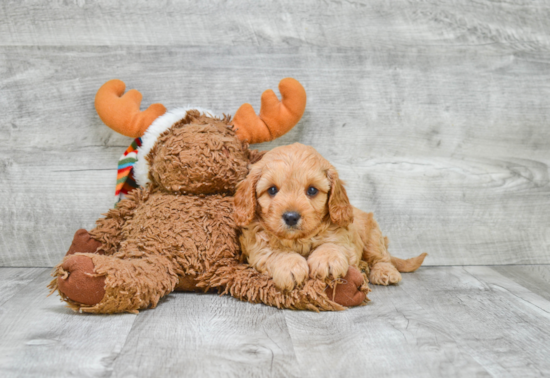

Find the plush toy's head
[[94, 78, 307, 195], [146, 110, 249, 195]]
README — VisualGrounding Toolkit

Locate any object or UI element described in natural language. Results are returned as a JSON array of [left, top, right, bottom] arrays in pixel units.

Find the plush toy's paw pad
[[66, 229, 103, 256], [369, 262, 402, 286], [308, 248, 349, 280], [57, 255, 106, 306], [326, 266, 367, 307], [175, 275, 207, 292], [271, 255, 309, 291]]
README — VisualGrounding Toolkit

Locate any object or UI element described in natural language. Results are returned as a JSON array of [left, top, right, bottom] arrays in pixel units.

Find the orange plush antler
[[95, 80, 166, 138], [233, 78, 306, 144]]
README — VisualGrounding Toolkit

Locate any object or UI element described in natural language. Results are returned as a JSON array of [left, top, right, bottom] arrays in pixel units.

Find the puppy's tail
[[390, 253, 427, 273]]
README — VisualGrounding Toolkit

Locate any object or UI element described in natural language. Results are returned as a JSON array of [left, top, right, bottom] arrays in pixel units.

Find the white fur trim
[[134, 107, 217, 187]]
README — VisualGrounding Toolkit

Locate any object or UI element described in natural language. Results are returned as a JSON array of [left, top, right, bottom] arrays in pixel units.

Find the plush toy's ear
[[95, 79, 166, 138], [233, 78, 306, 144], [234, 167, 262, 227], [327, 168, 354, 227]]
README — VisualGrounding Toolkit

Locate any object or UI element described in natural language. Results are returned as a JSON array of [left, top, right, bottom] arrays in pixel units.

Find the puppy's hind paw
[[369, 262, 402, 286]]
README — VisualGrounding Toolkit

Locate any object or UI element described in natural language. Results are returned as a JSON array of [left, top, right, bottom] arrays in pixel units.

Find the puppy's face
[[255, 152, 331, 239], [234, 143, 354, 239]]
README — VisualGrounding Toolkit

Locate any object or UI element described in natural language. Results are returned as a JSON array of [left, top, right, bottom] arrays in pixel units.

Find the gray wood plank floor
[[1, 266, 549, 378]]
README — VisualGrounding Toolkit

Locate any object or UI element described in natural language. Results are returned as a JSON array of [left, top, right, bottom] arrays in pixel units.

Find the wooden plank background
[[1, 0, 549, 267]]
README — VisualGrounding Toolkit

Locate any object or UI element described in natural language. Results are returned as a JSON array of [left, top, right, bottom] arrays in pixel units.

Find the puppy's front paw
[[369, 262, 402, 285], [270, 254, 309, 291], [308, 246, 349, 280]]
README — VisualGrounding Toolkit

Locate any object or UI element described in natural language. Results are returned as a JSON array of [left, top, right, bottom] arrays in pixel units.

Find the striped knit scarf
[[115, 138, 142, 205]]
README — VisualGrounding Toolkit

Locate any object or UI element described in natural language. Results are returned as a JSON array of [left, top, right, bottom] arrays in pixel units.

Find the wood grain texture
[[110, 293, 301, 378], [284, 266, 550, 378], [1, 0, 550, 49], [0, 267, 47, 307], [466, 266, 550, 316], [492, 265, 550, 303], [2, 266, 550, 377], [1, 0, 550, 266], [0, 269, 137, 378]]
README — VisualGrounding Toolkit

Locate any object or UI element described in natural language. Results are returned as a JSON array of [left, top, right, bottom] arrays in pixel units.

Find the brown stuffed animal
[[49, 79, 371, 313]]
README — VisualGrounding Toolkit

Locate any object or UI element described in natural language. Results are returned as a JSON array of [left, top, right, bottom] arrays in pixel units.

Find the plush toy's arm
[[197, 259, 369, 311], [89, 187, 146, 255]]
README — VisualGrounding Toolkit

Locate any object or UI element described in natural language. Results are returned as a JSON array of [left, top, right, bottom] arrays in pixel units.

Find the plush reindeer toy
[[49, 78, 370, 314]]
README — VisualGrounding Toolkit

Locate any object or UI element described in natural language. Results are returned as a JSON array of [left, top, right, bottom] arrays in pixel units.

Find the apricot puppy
[[234, 143, 426, 291]]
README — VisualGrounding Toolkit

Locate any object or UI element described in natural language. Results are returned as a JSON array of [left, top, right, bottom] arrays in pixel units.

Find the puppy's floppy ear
[[234, 167, 261, 226], [327, 168, 354, 227]]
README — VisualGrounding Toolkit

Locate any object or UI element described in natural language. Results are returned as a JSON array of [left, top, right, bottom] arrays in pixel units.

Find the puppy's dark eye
[[268, 186, 278, 196], [307, 186, 319, 196]]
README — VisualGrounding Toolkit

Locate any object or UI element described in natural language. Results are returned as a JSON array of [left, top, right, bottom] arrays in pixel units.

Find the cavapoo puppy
[[234, 143, 426, 291]]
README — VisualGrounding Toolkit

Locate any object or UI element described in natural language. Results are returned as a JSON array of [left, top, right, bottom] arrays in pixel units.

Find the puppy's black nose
[[282, 212, 301, 226]]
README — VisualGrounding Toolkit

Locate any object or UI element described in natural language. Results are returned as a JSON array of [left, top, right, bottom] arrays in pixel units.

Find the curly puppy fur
[[234, 143, 425, 291]]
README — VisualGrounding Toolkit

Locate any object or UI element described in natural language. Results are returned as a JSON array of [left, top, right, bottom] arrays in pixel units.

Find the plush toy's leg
[[49, 253, 179, 314], [198, 260, 370, 311], [66, 229, 103, 256], [54, 254, 106, 305]]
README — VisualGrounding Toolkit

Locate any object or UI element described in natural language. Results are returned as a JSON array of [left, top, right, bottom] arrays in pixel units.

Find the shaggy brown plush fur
[[148, 113, 250, 195], [49, 111, 368, 313]]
